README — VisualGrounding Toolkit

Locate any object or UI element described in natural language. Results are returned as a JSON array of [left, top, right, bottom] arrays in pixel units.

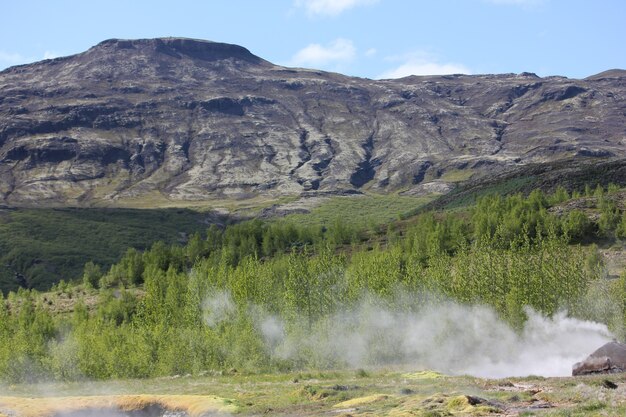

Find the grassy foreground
[[1, 370, 626, 416], [0, 394, 236, 417]]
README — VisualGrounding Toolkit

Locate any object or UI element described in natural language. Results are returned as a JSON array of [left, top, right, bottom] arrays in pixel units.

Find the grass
[[0, 193, 428, 294], [110, 190, 300, 212], [440, 169, 475, 183], [440, 176, 536, 210], [284, 194, 434, 229], [0, 395, 237, 417], [426, 157, 626, 213], [2, 370, 626, 416], [0, 207, 212, 292]]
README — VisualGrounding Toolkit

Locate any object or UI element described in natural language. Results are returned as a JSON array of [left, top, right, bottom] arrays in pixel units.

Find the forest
[[0, 184, 625, 382]]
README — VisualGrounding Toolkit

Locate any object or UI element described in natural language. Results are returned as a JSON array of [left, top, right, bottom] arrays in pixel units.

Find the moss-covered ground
[[2, 370, 626, 416]]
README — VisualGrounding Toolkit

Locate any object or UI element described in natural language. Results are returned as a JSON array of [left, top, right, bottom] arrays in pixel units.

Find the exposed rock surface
[[573, 342, 626, 376], [0, 38, 624, 206]]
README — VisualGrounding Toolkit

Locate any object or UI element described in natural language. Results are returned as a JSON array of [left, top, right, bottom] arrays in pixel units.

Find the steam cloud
[[246, 298, 613, 378], [203, 290, 236, 327]]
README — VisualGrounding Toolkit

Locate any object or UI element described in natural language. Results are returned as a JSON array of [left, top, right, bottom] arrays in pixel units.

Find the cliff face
[[0, 38, 624, 206]]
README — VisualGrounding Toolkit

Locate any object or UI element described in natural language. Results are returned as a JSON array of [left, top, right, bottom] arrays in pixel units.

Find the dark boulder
[[572, 342, 626, 376]]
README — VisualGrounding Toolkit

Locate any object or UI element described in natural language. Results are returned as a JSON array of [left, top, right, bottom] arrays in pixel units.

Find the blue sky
[[1, 0, 625, 79]]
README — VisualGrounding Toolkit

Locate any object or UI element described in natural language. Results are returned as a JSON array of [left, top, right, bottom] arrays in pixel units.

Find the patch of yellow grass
[[393, 394, 499, 416], [401, 370, 444, 379], [333, 394, 391, 408], [0, 394, 237, 417]]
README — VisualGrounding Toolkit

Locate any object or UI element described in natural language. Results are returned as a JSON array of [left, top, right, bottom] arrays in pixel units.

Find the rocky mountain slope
[[0, 38, 624, 207]]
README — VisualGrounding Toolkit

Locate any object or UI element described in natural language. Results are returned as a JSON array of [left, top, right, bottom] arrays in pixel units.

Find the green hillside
[[0, 183, 624, 383], [0, 207, 219, 292]]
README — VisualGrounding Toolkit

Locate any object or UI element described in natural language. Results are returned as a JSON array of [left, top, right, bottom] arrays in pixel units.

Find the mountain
[[0, 37, 624, 207]]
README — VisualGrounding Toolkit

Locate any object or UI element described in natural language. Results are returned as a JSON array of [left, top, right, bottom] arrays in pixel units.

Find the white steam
[[202, 290, 236, 327], [252, 299, 613, 378]]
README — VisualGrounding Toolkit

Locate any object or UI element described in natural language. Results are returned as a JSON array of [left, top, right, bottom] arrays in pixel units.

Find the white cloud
[[289, 38, 356, 68], [0, 50, 61, 69], [0, 51, 29, 66], [43, 51, 59, 60], [295, 0, 379, 16], [365, 48, 377, 57], [379, 62, 470, 78], [378, 52, 470, 78]]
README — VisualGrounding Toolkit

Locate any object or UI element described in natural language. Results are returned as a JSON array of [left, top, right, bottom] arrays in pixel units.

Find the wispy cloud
[[365, 48, 377, 57], [0, 51, 30, 67], [378, 51, 470, 78], [43, 51, 59, 60], [295, 0, 379, 17], [0, 50, 61, 69], [289, 38, 356, 68]]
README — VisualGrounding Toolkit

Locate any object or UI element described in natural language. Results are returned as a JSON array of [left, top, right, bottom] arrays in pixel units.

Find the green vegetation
[[428, 157, 626, 212], [0, 207, 213, 292], [0, 185, 625, 383], [0, 195, 430, 294], [284, 194, 433, 228], [2, 370, 626, 416], [440, 176, 536, 210], [439, 168, 475, 182]]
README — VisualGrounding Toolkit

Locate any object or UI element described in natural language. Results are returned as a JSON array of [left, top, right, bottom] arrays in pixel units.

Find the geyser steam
[[250, 299, 613, 378]]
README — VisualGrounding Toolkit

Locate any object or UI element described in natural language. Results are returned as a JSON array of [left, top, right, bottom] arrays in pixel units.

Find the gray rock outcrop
[[573, 342, 626, 376], [1, 38, 624, 206]]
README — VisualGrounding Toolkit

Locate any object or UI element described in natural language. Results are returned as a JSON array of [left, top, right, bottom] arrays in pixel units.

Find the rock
[[573, 356, 613, 376], [400, 181, 455, 196], [1, 38, 625, 207], [572, 342, 626, 376], [602, 379, 618, 389]]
